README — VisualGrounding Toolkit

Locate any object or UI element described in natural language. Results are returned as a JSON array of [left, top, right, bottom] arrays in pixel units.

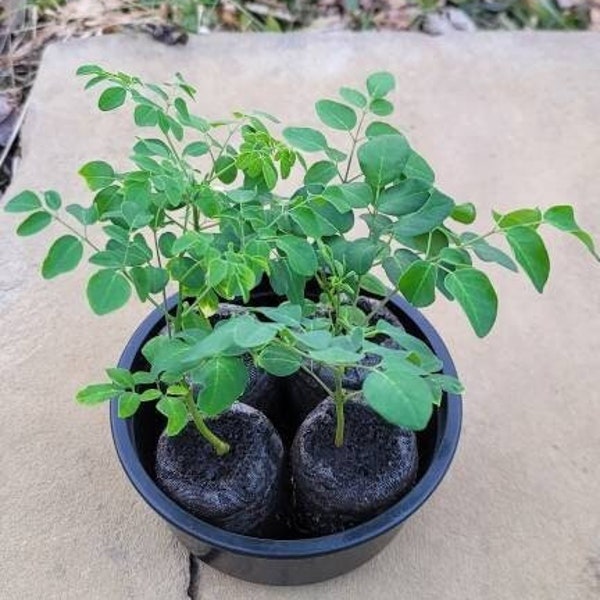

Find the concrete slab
[[1, 32, 600, 600]]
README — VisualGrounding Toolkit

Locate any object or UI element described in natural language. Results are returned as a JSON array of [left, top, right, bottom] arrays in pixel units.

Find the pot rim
[[110, 292, 462, 559]]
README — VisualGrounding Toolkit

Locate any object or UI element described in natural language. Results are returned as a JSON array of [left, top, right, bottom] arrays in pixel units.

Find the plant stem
[[183, 392, 230, 456], [153, 228, 172, 339], [333, 367, 345, 447], [365, 287, 397, 324], [342, 110, 367, 183], [299, 364, 335, 398], [53, 214, 101, 252]]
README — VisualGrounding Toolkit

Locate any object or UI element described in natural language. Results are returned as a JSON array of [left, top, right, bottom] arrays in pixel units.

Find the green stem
[[364, 287, 397, 324], [333, 367, 345, 447], [53, 215, 101, 252], [153, 229, 172, 339], [183, 392, 230, 456], [342, 110, 367, 183], [299, 364, 335, 398], [192, 206, 200, 231]]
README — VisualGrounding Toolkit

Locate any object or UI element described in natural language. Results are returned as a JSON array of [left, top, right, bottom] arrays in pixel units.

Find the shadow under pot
[[291, 399, 418, 536], [155, 403, 284, 536], [286, 297, 403, 429]]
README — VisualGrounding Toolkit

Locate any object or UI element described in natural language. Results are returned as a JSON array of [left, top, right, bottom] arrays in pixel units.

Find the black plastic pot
[[110, 281, 462, 585]]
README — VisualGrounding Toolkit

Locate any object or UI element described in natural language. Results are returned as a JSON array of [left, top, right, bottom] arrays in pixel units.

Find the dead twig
[[0, 92, 31, 175]]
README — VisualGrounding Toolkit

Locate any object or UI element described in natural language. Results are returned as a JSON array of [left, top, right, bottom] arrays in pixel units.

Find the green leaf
[[15, 209, 51, 236], [304, 161, 338, 186], [121, 201, 152, 230], [495, 208, 541, 230], [428, 373, 464, 395], [460, 233, 517, 272], [215, 261, 256, 303], [180, 327, 237, 367], [357, 134, 410, 188], [171, 231, 211, 255], [269, 259, 306, 305], [363, 368, 433, 430], [87, 269, 132, 315], [383, 248, 419, 286], [378, 179, 430, 217], [163, 114, 184, 141], [362, 214, 392, 239], [156, 396, 188, 436], [283, 127, 328, 152], [439, 247, 472, 266], [79, 161, 115, 191], [76, 383, 118, 405], [168, 256, 205, 291], [544, 205, 598, 259], [89, 250, 121, 268], [397, 260, 437, 307], [360, 273, 388, 297], [332, 237, 379, 276], [129, 266, 150, 301], [207, 258, 228, 287], [84, 76, 106, 90], [174, 97, 189, 120], [118, 392, 141, 418], [324, 183, 372, 209], [309, 347, 364, 365], [451, 202, 476, 225], [404, 150, 435, 183], [159, 232, 176, 258], [147, 83, 169, 102], [257, 344, 302, 376], [375, 320, 443, 372], [94, 186, 122, 218], [339, 87, 367, 108], [369, 98, 393, 116], [167, 384, 189, 396], [276, 235, 317, 276], [135, 138, 170, 157], [4, 190, 41, 213], [325, 147, 347, 163], [76, 64, 104, 76], [134, 104, 159, 127], [366, 71, 395, 99], [183, 141, 210, 157], [232, 316, 280, 348], [255, 304, 303, 327], [293, 330, 333, 350], [315, 100, 357, 131], [445, 268, 498, 337], [215, 156, 237, 184], [311, 196, 354, 235], [98, 86, 126, 111], [106, 367, 135, 388], [289, 206, 322, 238], [43, 190, 61, 211], [393, 189, 454, 237], [140, 388, 162, 402], [262, 160, 277, 190], [66, 203, 97, 226], [196, 356, 248, 416], [365, 122, 400, 139], [505, 226, 550, 293], [42, 235, 83, 279]]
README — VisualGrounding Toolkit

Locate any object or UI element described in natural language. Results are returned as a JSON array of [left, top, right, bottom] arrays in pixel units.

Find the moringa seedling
[[3, 68, 597, 452]]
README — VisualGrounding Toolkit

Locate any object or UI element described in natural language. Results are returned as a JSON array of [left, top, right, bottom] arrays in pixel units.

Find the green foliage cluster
[[4, 66, 597, 453]]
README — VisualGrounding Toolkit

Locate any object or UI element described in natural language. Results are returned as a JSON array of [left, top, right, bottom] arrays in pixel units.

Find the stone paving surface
[[1, 32, 600, 600]]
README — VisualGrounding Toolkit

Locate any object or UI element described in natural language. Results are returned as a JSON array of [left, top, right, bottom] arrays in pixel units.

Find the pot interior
[[127, 284, 441, 540]]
